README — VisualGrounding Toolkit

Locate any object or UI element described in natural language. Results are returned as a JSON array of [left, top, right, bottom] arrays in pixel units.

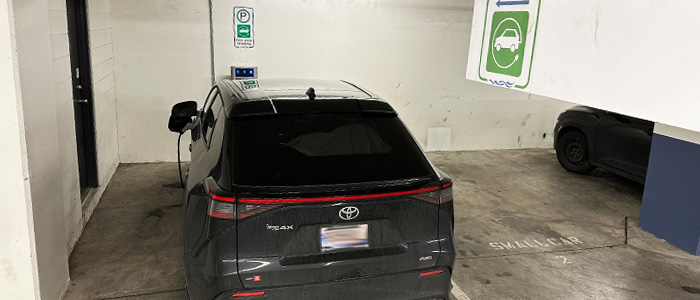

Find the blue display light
[[231, 66, 258, 80]]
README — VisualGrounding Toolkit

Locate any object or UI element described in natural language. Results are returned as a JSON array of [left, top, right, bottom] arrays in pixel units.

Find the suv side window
[[193, 87, 219, 141], [202, 87, 218, 113], [203, 92, 223, 147]]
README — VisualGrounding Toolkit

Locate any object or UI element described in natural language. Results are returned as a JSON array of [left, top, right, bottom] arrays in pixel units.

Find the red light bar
[[205, 182, 236, 203], [232, 291, 265, 297], [208, 211, 234, 219], [420, 270, 445, 277], [239, 186, 442, 204], [442, 182, 453, 189], [238, 204, 280, 219]]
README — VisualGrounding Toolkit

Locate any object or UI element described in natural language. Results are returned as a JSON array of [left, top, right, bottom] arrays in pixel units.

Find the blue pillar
[[639, 132, 700, 256]]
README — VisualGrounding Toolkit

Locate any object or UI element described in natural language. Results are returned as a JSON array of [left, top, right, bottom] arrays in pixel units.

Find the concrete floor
[[63, 149, 700, 300]]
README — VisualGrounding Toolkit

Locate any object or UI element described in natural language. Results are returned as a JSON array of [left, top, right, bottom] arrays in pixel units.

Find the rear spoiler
[[231, 99, 396, 118]]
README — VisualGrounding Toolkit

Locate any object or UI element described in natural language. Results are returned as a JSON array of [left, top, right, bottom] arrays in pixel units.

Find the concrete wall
[[48, 0, 83, 254], [110, 0, 569, 162], [112, 0, 212, 163], [12, 0, 71, 298], [72, 0, 122, 249], [45, 0, 120, 255], [88, 0, 119, 189], [0, 1, 40, 298], [1, 0, 120, 298], [466, 0, 700, 133], [212, 0, 571, 153]]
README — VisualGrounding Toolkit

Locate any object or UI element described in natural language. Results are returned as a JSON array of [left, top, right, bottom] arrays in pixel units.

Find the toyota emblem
[[339, 206, 359, 221]]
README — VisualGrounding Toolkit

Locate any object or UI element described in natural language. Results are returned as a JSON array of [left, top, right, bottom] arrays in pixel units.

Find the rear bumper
[[213, 267, 451, 300]]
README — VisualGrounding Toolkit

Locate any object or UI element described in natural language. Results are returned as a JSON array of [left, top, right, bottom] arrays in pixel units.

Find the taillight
[[205, 181, 280, 219], [204, 179, 453, 219], [237, 186, 444, 204], [409, 189, 440, 204], [209, 200, 235, 219], [238, 203, 280, 219], [440, 182, 453, 203], [409, 182, 452, 204], [205, 181, 236, 220]]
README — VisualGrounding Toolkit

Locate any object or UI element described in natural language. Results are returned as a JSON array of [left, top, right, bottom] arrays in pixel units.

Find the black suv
[[554, 106, 654, 183], [168, 79, 455, 300]]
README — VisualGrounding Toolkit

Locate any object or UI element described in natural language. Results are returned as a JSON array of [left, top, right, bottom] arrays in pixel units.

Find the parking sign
[[234, 7, 254, 48]]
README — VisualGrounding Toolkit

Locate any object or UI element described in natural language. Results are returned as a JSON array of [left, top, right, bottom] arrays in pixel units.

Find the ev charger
[[231, 66, 258, 80]]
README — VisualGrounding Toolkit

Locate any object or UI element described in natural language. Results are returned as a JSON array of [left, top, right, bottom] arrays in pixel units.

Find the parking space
[[63, 150, 700, 300], [433, 150, 700, 299]]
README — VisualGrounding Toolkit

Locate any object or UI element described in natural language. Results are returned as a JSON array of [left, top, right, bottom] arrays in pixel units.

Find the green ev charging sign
[[478, 0, 541, 89], [237, 25, 251, 38], [486, 11, 529, 77]]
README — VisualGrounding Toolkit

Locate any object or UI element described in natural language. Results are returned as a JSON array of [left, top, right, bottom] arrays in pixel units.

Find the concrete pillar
[[0, 0, 41, 298], [0, 0, 71, 299], [640, 124, 700, 256]]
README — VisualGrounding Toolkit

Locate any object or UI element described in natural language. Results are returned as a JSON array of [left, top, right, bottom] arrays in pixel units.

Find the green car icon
[[494, 28, 520, 52], [237, 25, 251, 38]]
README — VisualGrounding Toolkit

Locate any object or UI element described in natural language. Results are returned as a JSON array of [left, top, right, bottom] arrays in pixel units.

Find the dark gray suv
[[168, 79, 455, 300]]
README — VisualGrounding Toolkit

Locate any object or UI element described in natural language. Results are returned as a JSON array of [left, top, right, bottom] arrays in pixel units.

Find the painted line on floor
[[451, 279, 472, 300]]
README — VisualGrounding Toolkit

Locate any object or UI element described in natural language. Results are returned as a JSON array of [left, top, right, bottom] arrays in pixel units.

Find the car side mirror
[[168, 101, 198, 133]]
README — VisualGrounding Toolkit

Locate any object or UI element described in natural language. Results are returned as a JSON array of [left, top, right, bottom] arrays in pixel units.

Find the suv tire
[[556, 131, 596, 174]]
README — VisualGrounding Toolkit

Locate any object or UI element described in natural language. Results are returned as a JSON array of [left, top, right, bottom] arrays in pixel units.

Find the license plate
[[321, 224, 369, 252]]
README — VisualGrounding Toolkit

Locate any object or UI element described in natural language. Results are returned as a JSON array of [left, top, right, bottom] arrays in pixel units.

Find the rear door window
[[230, 114, 434, 186], [203, 91, 222, 147]]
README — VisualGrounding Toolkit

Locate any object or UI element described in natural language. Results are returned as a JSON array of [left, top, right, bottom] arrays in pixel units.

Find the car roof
[[218, 78, 393, 117], [221, 78, 377, 102]]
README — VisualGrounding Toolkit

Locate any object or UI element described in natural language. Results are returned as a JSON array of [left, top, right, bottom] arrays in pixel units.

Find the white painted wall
[[1, 0, 121, 298], [48, 0, 83, 255], [212, 0, 571, 152], [88, 0, 119, 188], [112, 0, 212, 163], [12, 0, 70, 298], [466, 0, 700, 133], [0, 1, 39, 298], [45, 0, 121, 257], [110, 0, 571, 162], [69, 0, 123, 249]]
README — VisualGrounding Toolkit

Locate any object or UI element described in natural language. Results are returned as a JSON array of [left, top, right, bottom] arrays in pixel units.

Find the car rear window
[[230, 114, 434, 186]]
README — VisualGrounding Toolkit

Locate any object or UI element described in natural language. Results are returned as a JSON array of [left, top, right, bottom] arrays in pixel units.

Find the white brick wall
[[87, 0, 119, 207], [48, 0, 83, 255], [60, 0, 121, 253], [45, 0, 120, 254]]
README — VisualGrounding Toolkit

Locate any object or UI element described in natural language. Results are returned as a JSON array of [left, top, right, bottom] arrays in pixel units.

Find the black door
[[67, 0, 98, 197], [594, 112, 654, 180]]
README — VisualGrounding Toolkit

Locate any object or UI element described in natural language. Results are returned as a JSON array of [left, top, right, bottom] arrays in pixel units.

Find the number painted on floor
[[555, 255, 572, 264]]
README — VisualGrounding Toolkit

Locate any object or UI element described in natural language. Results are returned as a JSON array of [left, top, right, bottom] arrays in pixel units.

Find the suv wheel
[[556, 131, 595, 174]]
